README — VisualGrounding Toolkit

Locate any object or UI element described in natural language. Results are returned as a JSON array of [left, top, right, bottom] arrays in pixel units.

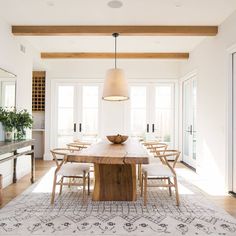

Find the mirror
[[0, 68, 16, 108]]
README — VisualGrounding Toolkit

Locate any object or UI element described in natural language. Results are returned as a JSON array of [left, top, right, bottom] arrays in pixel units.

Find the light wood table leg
[[93, 164, 136, 201]]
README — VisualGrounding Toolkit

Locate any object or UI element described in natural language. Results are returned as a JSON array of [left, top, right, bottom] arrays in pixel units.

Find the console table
[[0, 139, 35, 205]]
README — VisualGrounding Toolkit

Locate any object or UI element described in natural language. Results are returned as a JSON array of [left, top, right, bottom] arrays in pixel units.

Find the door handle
[[79, 123, 82, 132], [186, 125, 193, 135], [189, 125, 193, 135], [152, 124, 155, 133], [147, 124, 149, 133], [73, 123, 76, 132]]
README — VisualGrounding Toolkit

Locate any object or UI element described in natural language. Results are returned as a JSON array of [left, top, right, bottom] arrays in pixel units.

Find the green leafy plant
[[0, 107, 17, 132], [14, 109, 33, 140], [0, 107, 33, 140]]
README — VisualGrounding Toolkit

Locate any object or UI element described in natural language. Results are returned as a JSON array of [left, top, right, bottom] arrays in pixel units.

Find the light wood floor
[[0, 160, 236, 218]]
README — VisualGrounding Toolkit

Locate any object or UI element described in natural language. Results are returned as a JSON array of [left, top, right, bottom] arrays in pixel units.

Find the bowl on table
[[106, 134, 129, 144]]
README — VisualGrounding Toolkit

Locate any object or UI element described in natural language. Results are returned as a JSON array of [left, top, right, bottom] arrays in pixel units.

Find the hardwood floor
[[0, 160, 236, 218]]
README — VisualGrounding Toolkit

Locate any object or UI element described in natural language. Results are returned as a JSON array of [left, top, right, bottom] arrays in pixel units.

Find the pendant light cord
[[112, 33, 119, 69]]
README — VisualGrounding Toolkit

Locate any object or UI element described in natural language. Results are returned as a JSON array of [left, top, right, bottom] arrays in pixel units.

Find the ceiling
[[22, 36, 206, 53], [1, 0, 236, 25], [1, 0, 236, 60]]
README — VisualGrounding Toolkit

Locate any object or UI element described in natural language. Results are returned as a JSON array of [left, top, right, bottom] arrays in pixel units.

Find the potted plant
[[0, 108, 16, 141], [15, 109, 33, 140]]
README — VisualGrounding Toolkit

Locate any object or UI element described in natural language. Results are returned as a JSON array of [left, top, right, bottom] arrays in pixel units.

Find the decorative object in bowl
[[106, 134, 129, 144]]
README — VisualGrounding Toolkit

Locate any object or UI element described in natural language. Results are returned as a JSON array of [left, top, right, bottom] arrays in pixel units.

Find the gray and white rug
[[0, 169, 236, 236]]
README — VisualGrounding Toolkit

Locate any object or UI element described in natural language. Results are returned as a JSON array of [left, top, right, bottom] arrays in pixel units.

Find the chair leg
[[51, 173, 57, 204], [174, 176, 180, 206], [144, 172, 147, 206], [59, 177, 64, 195], [82, 171, 86, 202], [141, 173, 143, 197], [168, 177, 172, 196], [138, 164, 142, 187], [68, 178, 71, 188], [87, 172, 90, 195]]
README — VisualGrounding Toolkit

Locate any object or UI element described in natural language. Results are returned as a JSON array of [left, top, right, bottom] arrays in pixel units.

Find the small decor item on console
[[106, 134, 128, 144]]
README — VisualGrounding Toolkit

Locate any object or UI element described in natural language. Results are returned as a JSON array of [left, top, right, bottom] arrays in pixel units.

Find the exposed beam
[[41, 52, 189, 59], [12, 25, 218, 36]]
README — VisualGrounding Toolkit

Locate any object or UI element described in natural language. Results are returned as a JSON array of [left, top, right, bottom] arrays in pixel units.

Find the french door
[[126, 83, 176, 148], [54, 83, 100, 147], [182, 77, 197, 168], [232, 52, 236, 193]]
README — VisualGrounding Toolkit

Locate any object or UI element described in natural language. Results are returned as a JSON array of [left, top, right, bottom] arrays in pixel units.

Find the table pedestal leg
[[93, 164, 136, 201]]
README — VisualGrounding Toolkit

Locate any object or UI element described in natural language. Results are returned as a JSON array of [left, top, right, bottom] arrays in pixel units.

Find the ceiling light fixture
[[47, 1, 55, 7], [107, 0, 123, 9], [102, 33, 129, 101]]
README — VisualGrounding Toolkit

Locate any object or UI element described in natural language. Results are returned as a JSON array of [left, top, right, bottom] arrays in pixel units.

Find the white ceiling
[[1, 0, 236, 57], [22, 36, 206, 53], [1, 0, 236, 25]]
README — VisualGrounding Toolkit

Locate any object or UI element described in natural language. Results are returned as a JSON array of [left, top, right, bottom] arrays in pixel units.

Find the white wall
[[44, 59, 180, 159], [180, 10, 236, 192], [0, 18, 34, 187]]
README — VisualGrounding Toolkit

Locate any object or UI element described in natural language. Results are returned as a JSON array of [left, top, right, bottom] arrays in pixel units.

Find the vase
[[5, 131, 13, 142]]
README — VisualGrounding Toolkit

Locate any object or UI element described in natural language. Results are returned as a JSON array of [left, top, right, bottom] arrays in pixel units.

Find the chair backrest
[[67, 141, 91, 150], [143, 141, 168, 164], [50, 148, 80, 167], [155, 149, 181, 175]]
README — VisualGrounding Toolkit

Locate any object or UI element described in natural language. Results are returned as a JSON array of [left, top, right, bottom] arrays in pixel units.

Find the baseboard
[[180, 161, 196, 172], [229, 191, 236, 198]]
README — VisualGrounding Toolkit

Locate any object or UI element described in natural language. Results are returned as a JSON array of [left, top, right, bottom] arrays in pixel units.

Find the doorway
[[232, 52, 236, 194], [182, 77, 197, 169], [54, 83, 100, 147]]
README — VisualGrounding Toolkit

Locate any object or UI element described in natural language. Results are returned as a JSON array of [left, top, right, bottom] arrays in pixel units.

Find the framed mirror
[[0, 68, 16, 108]]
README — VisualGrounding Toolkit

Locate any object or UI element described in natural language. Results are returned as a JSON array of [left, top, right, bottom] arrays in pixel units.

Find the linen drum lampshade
[[102, 68, 129, 101]]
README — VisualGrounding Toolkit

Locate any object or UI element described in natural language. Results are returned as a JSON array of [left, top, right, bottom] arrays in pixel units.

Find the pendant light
[[102, 33, 129, 101]]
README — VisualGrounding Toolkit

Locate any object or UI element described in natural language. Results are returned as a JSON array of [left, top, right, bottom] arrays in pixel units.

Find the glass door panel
[[81, 86, 99, 141], [130, 86, 147, 138], [183, 78, 197, 168], [154, 84, 174, 146], [57, 85, 75, 147], [233, 52, 236, 193]]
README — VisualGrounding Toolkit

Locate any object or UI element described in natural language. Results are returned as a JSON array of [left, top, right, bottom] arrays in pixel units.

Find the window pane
[[58, 86, 74, 108], [131, 87, 146, 108], [82, 86, 98, 138], [57, 85, 74, 147], [83, 86, 98, 108], [155, 85, 173, 143], [4, 84, 15, 107], [156, 86, 171, 109], [130, 86, 146, 137], [58, 108, 73, 135], [131, 109, 146, 136]]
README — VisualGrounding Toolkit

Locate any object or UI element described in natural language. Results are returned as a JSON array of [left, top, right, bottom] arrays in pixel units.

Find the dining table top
[[66, 139, 149, 165]]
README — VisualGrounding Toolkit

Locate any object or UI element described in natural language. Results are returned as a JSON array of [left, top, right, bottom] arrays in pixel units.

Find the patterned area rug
[[0, 170, 236, 236]]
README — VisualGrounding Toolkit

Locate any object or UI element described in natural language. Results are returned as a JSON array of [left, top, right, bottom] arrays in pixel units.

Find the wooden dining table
[[67, 139, 149, 201]]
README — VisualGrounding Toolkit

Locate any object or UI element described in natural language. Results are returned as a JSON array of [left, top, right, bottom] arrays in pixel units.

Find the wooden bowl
[[106, 134, 129, 144]]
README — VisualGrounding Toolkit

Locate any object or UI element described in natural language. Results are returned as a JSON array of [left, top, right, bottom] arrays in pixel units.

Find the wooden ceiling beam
[[12, 25, 218, 36], [41, 52, 189, 59]]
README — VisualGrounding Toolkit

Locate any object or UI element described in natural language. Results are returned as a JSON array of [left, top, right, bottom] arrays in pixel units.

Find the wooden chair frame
[[138, 142, 168, 186], [141, 150, 181, 206], [67, 141, 91, 150], [50, 148, 90, 204]]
